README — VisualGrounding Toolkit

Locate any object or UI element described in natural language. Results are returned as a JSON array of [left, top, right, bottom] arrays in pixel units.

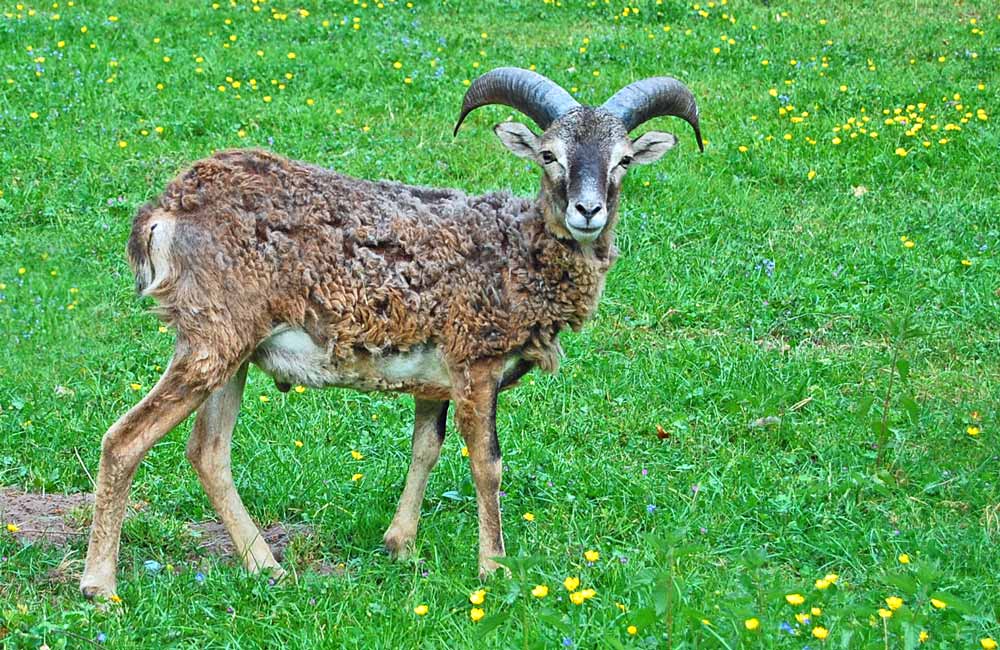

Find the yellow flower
[[393, 61, 402, 69], [878, 608, 893, 619], [130, 383, 142, 391], [351, 450, 364, 460], [469, 589, 485, 605], [294, 440, 303, 448], [627, 625, 637, 635], [745, 618, 760, 631], [287, 52, 296, 59], [812, 626, 829, 640], [831, 137, 842, 145], [6, 523, 20, 533], [569, 591, 585, 605], [895, 147, 908, 157], [118, 140, 128, 148], [294, 385, 305, 393], [584, 550, 599, 562], [981, 639, 997, 650], [109, 594, 122, 604], [469, 607, 484, 622], [824, 573, 839, 583], [919, 630, 929, 643], [807, 170, 817, 180], [461, 446, 469, 457], [522, 512, 534, 522], [563, 576, 580, 592], [898, 553, 910, 564], [967, 426, 980, 436], [903, 240, 915, 248], [263, 96, 272, 103], [413, 604, 428, 616], [811, 607, 822, 617], [580, 588, 596, 600], [930, 598, 947, 609], [259, 395, 270, 403], [796, 612, 810, 625], [30, 111, 39, 119], [786, 593, 805, 606], [961, 259, 972, 267], [839, 85, 847, 92], [816, 578, 831, 590], [531, 584, 548, 598], [351, 473, 363, 482], [738, 145, 748, 153], [886, 596, 903, 610]]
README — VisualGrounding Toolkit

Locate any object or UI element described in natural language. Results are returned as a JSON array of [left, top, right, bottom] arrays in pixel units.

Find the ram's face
[[494, 107, 678, 244]]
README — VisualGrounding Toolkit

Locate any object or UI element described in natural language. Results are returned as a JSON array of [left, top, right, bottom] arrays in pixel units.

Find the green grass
[[1, 0, 998, 647]]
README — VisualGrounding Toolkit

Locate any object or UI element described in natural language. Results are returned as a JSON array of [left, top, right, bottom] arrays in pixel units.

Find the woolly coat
[[129, 149, 617, 394]]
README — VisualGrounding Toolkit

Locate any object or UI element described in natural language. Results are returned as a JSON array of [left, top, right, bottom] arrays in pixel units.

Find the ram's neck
[[520, 200, 618, 329]]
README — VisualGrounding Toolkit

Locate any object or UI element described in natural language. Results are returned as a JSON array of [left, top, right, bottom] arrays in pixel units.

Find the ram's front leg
[[452, 359, 506, 579]]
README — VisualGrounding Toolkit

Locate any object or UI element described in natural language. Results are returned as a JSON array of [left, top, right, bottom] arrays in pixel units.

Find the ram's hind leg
[[384, 399, 449, 559], [186, 362, 282, 575], [81, 356, 216, 599]]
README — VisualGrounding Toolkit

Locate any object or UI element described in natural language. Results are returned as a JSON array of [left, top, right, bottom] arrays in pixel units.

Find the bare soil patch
[[1, 488, 305, 562]]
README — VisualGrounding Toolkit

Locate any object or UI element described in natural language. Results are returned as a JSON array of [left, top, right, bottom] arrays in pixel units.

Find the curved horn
[[454, 67, 580, 136], [602, 77, 704, 152]]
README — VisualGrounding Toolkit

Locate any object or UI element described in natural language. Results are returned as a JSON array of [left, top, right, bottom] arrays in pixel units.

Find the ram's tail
[[127, 205, 177, 298]]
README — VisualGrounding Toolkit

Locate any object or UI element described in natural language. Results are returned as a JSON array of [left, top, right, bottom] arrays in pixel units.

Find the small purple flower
[[195, 571, 206, 583], [646, 504, 656, 514], [691, 484, 701, 495], [226, 605, 235, 614], [498, 490, 506, 498], [562, 638, 573, 647], [699, 527, 707, 535], [96, 632, 107, 644], [618, 555, 629, 564], [779, 621, 795, 635], [641, 468, 648, 476]]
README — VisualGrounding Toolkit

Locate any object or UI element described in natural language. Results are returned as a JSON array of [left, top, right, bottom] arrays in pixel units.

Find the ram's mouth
[[566, 223, 603, 242]]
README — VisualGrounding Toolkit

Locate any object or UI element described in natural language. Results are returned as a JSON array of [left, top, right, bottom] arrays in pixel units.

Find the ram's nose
[[575, 202, 604, 223]]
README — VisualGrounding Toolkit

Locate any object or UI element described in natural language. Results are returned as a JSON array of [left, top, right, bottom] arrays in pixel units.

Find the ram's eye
[[618, 155, 633, 169], [540, 151, 557, 165]]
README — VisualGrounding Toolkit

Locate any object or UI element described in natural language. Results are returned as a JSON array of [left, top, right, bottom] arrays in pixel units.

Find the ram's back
[[128, 149, 536, 370]]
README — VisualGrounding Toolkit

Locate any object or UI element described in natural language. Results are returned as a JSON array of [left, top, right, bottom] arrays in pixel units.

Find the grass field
[[1, 0, 998, 647]]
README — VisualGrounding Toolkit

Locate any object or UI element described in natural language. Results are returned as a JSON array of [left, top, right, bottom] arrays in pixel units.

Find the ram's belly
[[251, 328, 457, 398], [252, 328, 529, 401]]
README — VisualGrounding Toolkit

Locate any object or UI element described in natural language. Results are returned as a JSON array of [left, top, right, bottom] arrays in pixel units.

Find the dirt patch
[[1, 488, 306, 562], [189, 520, 302, 562], [0, 488, 92, 546]]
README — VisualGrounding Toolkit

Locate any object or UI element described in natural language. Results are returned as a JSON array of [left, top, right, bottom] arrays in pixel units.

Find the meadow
[[0, 0, 998, 647]]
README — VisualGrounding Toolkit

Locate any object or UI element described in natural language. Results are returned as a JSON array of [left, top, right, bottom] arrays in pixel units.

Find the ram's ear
[[630, 131, 678, 165], [493, 121, 541, 160]]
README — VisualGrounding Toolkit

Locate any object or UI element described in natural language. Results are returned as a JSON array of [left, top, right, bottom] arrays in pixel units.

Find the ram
[[80, 67, 703, 598]]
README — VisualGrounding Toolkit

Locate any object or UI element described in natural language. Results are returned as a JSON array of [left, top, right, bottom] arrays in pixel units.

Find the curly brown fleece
[[130, 148, 617, 392]]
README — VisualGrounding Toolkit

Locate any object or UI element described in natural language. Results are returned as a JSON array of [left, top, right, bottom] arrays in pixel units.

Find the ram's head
[[455, 67, 703, 244]]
